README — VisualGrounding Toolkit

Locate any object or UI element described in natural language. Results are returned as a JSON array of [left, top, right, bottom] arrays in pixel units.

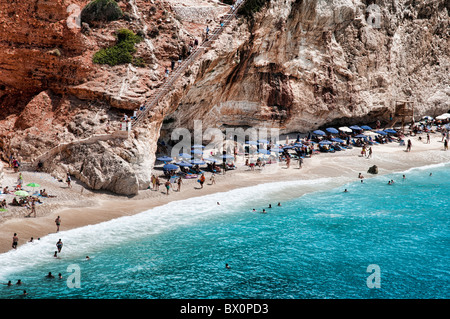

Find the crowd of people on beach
[[148, 116, 450, 200]]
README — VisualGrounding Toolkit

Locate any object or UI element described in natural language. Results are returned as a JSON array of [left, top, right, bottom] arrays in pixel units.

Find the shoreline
[[1, 134, 450, 254]]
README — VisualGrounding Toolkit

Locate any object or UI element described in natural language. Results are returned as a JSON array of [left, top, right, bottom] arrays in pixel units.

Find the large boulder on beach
[[368, 165, 378, 174]]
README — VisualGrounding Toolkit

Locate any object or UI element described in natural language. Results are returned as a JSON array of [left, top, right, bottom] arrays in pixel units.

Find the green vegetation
[[93, 29, 144, 67], [238, 0, 270, 18], [80, 0, 123, 24]]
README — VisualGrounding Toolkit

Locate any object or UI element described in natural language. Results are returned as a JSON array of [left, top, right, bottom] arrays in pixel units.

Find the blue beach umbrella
[[319, 140, 332, 145], [176, 161, 192, 167], [375, 130, 387, 135], [326, 128, 339, 134], [331, 138, 345, 143], [257, 139, 270, 144], [313, 130, 326, 136], [384, 129, 397, 134], [192, 144, 205, 148], [204, 157, 218, 162], [355, 134, 367, 138], [257, 149, 270, 155], [178, 153, 192, 159], [246, 141, 259, 145], [191, 159, 206, 165], [361, 125, 372, 130], [163, 163, 178, 170], [271, 148, 283, 153], [350, 125, 362, 130], [157, 156, 173, 162]]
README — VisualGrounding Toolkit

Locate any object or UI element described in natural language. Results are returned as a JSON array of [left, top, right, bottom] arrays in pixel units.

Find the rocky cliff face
[[0, 0, 188, 195], [1, 0, 449, 195], [165, 0, 450, 134]]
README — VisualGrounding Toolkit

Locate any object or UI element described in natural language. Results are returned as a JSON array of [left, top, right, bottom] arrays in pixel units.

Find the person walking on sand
[[55, 216, 61, 232], [177, 177, 182, 192], [165, 180, 171, 195], [26, 199, 36, 218], [56, 239, 63, 253], [12, 233, 18, 249], [406, 139, 412, 152], [210, 173, 216, 185], [66, 173, 72, 188], [427, 133, 430, 144], [17, 173, 23, 188], [199, 173, 206, 189], [155, 176, 160, 191], [368, 147, 373, 158], [445, 139, 448, 151], [151, 175, 156, 190]]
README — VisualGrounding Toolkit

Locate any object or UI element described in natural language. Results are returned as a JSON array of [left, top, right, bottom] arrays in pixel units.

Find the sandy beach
[[1, 132, 449, 254]]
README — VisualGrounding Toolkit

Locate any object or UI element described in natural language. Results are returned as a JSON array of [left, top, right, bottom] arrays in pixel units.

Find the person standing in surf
[[56, 239, 63, 253]]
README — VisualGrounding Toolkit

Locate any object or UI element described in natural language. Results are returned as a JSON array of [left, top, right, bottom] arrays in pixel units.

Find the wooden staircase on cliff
[[129, 0, 248, 130], [384, 100, 415, 132]]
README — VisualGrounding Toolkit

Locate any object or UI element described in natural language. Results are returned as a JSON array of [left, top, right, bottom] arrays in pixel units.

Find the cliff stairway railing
[[130, 0, 248, 129], [29, 130, 128, 168]]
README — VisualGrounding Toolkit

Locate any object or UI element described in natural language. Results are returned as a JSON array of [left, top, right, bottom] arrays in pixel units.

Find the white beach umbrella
[[339, 126, 352, 133], [436, 113, 450, 120]]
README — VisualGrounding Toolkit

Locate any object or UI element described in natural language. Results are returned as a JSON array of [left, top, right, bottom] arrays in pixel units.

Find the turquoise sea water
[[0, 163, 449, 299]]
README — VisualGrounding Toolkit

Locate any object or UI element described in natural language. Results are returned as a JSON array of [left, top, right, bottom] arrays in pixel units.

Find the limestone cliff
[[0, 0, 213, 195], [164, 0, 450, 134]]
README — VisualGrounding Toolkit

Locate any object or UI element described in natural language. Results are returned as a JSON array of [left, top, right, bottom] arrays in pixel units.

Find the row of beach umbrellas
[[313, 125, 398, 137]]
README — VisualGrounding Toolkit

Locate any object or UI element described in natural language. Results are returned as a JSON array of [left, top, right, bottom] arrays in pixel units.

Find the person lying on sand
[[40, 189, 56, 198]]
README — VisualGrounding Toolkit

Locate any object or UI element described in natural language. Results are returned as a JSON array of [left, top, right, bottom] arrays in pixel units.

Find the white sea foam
[[399, 161, 449, 174], [0, 177, 335, 280]]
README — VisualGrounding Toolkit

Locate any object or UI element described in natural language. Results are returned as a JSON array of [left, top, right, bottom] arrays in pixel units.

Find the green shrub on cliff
[[93, 29, 143, 66], [80, 0, 123, 24]]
